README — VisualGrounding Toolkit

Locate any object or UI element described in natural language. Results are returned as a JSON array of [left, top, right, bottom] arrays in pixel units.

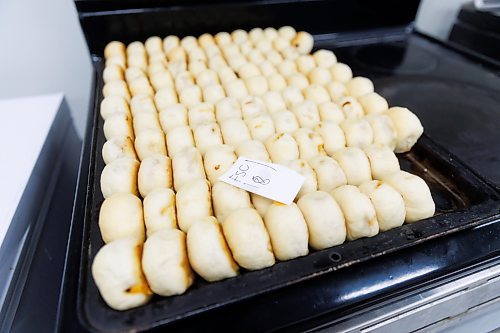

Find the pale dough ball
[[203, 44, 221, 59], [263, 203, 309, 261], [272, 111, 300, 134], [246, 49, 266, 65], [130, 94, 157, 116], [91, 238, 152, 311], [241, 96, 266, 120], [176, 179, 213, 232], [224, 79, 249, 100], [143, 188, 177, 236], [103, 80, 130, 101], [102, 136, 137, 164], [292, 100, 320, 128], [363, 144, 400, 180], [103, 114, 134, 141], [281, 86, 305, 109], [105, 55, 126, 70], [167, 46, 187, 62], [231, 29, 248, 44], [326, 81, 349, 101], [192, 122, 224, 155], [313, 49, 337, 68], [359, 180, 405, 232], [104, 41, 126, 59], [103, 64, 124, 83], [203, 145, 237, 184], [188, 47, 207, 63], [174, 71, 195, 92], [163, 35, 180, 54], [279, 26, 297, 40], [385, 107, 424, 153], [145, 36, 163, 55], [278, 59, 298, 77], [250, 193, 273, 217], [284, 159, 318, 199], [180, 35, 198, 51], [297, 191, 346, 249], [314, 121, 346, 154], [245, 75, 269, 96], [220, 118, 252, 149], [265, 133, 300, 163], [286, 73, 309, 90], [318, 101, 344, 123], [259, 61, 278, 76], [309, 155, 347, 192], [186, 216, 239, 282], [100, 157, 139, 198], [292, 128, 326, 160], [167, 59, 188, 77], [142, 229, 194, 296], [154, 87, 178, 110], [148, 62, 167, 77], [291, 31, 314, 54], [158, 104, 188, 133], [134, 129, 167, 161], [267, 73, 288, 91], [235, 140, 271, 162], [331, 147, 372, 185], [203, 84, 226, 104], [266, 50, 284, 65], [179, 85, 203, 109], [198, 33, 215, 48], [133, 112, 161, 135], [331, 185, 379, 240], [99, 193, 145, 244], [217, 66, 238, 84], [166, 125, 195, 157], [127, 53, 148, 71], [249, 27, 265, 44], [262, 91, 287, 113], [196, 69, 219, 88], [303, 84, 331, 104], [215, 97, 242, 122], [227, 54, 247, 71], [384, 171, 435, 223], [281, 46, 300, 60], [238, 62, 261, 79], [222, 208, 275, 270], [100, 95, 130, 120], [215, 31, 232, 46], [330, 62, 353, 83], [345, 76, 375, 98], [358, 92, 389, 114], [296, 55, 316, 74], [171, 147, 206, 191], [365, 114, 397, 150], [246, 114, 276, 142], [212, 181, 252, 222], [308, 67, 332, 86], [188, 102, 216, 127], [188, 60, 208, 77], [239, 40, 253, 56], [138, 154, 173, 198], [264, 27, 279, 40], [150, 70, 174, 91], [209, 55, 227, 71], [340, 118, 374, 148], [337, 96, 364, 119], [256, 39, 273, 54], [273, 36, 290, 52]]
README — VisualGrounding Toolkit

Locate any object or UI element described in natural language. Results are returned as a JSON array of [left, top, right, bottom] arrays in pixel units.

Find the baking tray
[[77, 59, 500, 332]]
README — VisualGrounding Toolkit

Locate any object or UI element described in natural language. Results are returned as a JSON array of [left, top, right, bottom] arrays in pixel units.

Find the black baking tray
[[57, 1, 500, 332], [77, 55, 500, 333]]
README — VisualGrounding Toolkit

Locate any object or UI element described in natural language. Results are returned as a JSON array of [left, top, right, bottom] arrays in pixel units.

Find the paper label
[[219, 157, 305, 204]]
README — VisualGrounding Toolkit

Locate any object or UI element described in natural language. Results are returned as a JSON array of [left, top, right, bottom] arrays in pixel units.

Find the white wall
[[416, 0, 470, 41], [0, 0, 92, 138]]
